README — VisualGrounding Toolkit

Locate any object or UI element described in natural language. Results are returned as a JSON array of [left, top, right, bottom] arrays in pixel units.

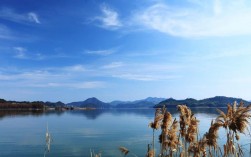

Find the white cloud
[[19, 70, 58, 81], [71, 81, 105, 89], [0, 74, 12, 80], [102, 62, 124, 69], [12, 47, 50, 60], [0, 70, 55, 81], [95, 4, 122, 29], [112, 74, 157, 81], [0, 24, 14, 40], [31, 81, 105, 89], [112, 73, 180, 81], [13, 47, 27, 59], [0, 67, 105, 89], [85, 48, 116, 56], [134, 1, 251, 37], [28, 12, 40, 24], [180, 48, 251, 62], [213, 0, 222, 15], [0, 8, 40, 24], [64, 65, 86, 72]]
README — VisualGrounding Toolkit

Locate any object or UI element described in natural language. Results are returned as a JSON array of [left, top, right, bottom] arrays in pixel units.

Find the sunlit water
[[0, 108, 250, 157]]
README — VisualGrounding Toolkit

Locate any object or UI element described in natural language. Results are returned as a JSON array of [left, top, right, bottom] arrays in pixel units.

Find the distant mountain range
[[66, 96, 250, 108], [109, 97, 165, 108], [66, 97, 164, 108], [1, 96, 250, 109], [154, 96, 250, 108]]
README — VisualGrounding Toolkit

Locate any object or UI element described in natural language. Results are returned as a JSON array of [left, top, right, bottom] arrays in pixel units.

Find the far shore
[[0, 106, 229, 111]]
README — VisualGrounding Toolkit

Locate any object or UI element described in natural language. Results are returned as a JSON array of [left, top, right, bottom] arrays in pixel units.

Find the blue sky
[[1, 0, 251, 103]]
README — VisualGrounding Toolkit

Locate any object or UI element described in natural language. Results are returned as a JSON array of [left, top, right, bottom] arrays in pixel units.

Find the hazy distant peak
[[143, 97, 166, 104]]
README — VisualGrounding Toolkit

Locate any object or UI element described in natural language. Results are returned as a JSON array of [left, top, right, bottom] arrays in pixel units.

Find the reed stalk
[[147, 101, 251, 157]]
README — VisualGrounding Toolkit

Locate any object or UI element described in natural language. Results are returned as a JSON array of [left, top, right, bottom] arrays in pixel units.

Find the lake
[[0, 108, 250, 157]]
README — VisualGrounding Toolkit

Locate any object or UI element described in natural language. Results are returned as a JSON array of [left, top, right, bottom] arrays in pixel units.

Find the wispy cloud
[[134, 1, 251, 37], [63, 65, 86, 72], [101, 62, 183, 81], [0, 74, 12, 80], [0, 70, 56, 81], [94, 4, 122, 29], [180, 48, 251, 62], [112, 73, 180, 81], [28, 12, 40, 24], [85, 48, 116, 56], [12, 47, 49, 60], [0, 8, 41, 24], [0, 68, 105, 89], [69, 81, 105, 89], [30, 81, 105, 89], [13, 47, 27, 59], [0, 24, 14, 40], [113, 74, 156, 81], [101, 62, 124, 69]]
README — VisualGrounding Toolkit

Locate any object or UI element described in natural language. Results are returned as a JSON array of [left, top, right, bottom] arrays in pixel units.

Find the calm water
[[0, 108, 250, 157]]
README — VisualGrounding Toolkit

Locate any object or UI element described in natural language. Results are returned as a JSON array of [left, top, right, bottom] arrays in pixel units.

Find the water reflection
[[67, 107, 225, 120], [0, 107, 249, 157], [44, 124, 52, 157], [67, 109, 156, 120], [0, 107, 226, 121], [0, 110, 65, 120]]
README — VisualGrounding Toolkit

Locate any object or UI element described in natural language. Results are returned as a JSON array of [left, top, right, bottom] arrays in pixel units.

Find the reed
[[119, 147, 129, 156], [84, 102, 250, 157], [216, 101, 251, 156], [90, 149, 102, 157], [148, 102, 251, 157], [146, 144, 154, 157], [149, 108, 164, 157]]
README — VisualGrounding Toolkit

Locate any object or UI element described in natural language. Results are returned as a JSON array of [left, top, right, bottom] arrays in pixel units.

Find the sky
[[1, 0, 251, 103]]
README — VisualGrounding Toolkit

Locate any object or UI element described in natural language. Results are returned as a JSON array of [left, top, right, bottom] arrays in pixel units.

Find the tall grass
[[148, 102, 251, 157]]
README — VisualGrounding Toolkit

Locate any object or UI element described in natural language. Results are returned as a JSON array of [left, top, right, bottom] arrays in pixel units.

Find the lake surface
[[0, 108, 250, 157]]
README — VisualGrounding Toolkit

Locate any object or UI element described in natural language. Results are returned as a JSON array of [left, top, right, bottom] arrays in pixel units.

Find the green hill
[[155, 96, 250, 108]]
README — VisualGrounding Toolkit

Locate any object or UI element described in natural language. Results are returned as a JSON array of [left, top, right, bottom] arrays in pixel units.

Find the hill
[[0, 98, 65, 110], [115, 101, 155, 108], [44, 101, 65, 107], [112, 97, 165, 108], [1, 96, 250, 110], [67, 97, 110, 108], [155, 96, 250, 108]]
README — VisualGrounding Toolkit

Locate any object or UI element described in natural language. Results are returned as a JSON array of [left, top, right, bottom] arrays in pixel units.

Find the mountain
[[143, 97, 166, 104], [45, 101, 65, 107], [67, 101, 84, 107], [155, 96, 250, 108], [69, 97, 165, 109], [112, 97, 165, 108], [67, 97, 110, 108], [115, 101, 155, 108], [109, 100, 130, 106], [198, 96, 250, 107], [2, 96, 249, 110]]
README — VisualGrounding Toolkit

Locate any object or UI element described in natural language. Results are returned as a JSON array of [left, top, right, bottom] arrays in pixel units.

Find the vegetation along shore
[[0, 96, 250, 110]]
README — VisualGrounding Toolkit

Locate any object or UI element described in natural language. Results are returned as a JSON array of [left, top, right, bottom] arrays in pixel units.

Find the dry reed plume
[[90, 149, 102, 157], [119, 147, 129, 156], [147, 102, 251, 157], [216, 101, 251, 156], [149, 108, 164, 157], [146, 149, 155, 157]]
